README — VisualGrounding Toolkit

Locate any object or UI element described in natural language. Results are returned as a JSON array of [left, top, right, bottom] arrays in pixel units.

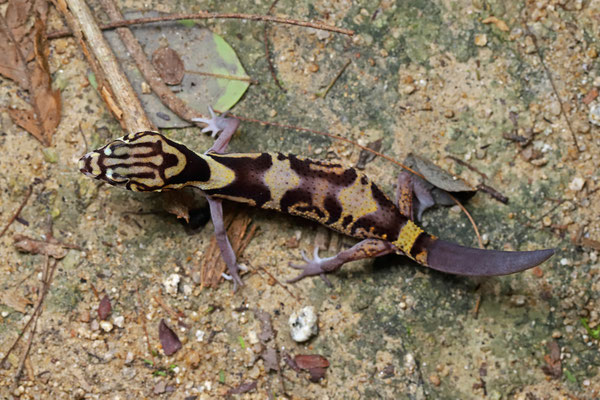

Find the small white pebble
[[289, 306, 318, 342], [163, 274, 180, 296], [183, 284, 193, 296], [195, 330, 205, 342], [560, 258, 570, 266], [568, 177, 585, 191], [125, 351, 134, 365], [590, 102, 600, 126], [99, 320, 113, 332], [113, 315, 125, 328]]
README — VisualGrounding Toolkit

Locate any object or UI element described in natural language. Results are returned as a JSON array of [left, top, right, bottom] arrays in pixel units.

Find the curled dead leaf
[[158, 319, 182, 356]]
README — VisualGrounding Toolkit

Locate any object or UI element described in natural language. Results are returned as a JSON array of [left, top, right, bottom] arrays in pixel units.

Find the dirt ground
[[1, 0, 600, 399]]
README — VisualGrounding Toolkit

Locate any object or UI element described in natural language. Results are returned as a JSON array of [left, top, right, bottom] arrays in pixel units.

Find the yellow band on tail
[[393, 220, 424, 256]]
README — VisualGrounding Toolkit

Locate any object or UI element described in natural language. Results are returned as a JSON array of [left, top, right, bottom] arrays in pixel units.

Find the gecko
[[79, 109, 554, 290]]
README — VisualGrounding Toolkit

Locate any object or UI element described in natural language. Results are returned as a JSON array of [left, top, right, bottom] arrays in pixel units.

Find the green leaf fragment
[[218, 370, 225, 383], [87, 72, 97, 89], [238, 335, 246, 349], [178, 19, 196, 28], [564, 369, 576, 383]]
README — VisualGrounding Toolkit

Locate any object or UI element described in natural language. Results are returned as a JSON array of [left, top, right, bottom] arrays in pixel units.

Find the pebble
[[589, 101, 600, 126], [429, 373, 441, 386], [289, 306, 318, 342], [90, 319, 100, 331], [125, 351, 135, 365], [568, 177, 585, 191], [163, 274, 180, 296], [474, 34, 487, 47], [401, 84, 416, 95], [511, 295, 526, 307], [113, 315, 124, 328], [100, 320, 114, 332]]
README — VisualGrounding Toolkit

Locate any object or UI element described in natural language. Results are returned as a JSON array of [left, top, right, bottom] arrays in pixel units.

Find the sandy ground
[[1, 0, 599, 398]]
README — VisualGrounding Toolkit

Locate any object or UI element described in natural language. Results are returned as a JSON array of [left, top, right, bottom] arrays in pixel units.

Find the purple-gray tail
[[425, 239, 554, 276]]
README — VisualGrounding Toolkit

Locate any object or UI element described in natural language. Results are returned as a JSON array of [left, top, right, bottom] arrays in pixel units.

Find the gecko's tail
[[422, 237, 555, 276]]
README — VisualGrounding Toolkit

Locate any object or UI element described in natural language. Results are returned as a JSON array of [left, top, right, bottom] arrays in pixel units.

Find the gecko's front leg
[[192, 106, 240, 154], [206, 196, 247, 291]]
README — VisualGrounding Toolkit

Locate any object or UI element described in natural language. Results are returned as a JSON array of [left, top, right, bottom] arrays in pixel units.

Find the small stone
[[185, 349, 201, 369], [141, 82, 151, 94], [182, 284, 193, 296], [79, 310, 91, 323], [589, 102, 600, 126], [90, 319, 99, 331], [113, 315, 125, 328], [552, 331, 562, 339], [154, 381, 166, 395], [573, 119, 590, 134], [401, 84, 416, 95], [587, 48, 598, 59], [474, 34, 487, 47], [163, 274, 180, 296], [444, 110, 455, 118], [568, 177, 585, 192], [289, 306, 318, 342], [99, 320, 113, 332], [511, 295, 526, 307], [125, 351, 135, 365], [307, 63, 319, 73], [542, 216, 552, 227], [399, 302, 407, 310], [429, 374, 441, 386], [524, 35, 536, 53]]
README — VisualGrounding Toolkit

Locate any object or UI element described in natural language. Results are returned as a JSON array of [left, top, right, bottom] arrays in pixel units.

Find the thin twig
[[263, 0, 286, 91], [447, 193, 484, 249], [58, 0, 154, 132], [317, 59, 351, 98], [476, 183, 508, 204], [47, 11, 354, 40], [0, 184, 33, 239], [135, 288, 155, 364], [185, 70, 258, 84], [522, 24, 579, 151], [98, 0, 200, 123], [445, 155, 488, 180]]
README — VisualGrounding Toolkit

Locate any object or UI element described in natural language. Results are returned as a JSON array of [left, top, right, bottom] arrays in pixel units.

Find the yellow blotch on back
[[337, 175, 379, 223], [263, 156, 301, 210], [197, 155, 236, 190]]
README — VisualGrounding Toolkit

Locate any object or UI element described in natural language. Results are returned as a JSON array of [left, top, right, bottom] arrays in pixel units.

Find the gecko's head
[[78, 131, 193, 192]]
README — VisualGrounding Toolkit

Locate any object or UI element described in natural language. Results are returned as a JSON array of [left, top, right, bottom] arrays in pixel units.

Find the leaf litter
[[0, 0, 61, 146]]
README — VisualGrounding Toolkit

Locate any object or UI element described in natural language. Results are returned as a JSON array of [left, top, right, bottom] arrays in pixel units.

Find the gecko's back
[[204, 152, 409, 244]]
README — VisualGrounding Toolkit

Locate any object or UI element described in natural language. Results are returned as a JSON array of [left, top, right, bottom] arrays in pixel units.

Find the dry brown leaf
[[0, 4, 60, 146], [13, 234, 69, 259], [0, 289, 33, 313]]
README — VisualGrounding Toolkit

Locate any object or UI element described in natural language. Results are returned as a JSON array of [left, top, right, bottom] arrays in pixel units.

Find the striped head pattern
[[78, 131, 209, 192]]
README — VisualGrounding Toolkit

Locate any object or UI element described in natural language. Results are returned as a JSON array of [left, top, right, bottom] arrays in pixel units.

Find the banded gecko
[[79, 110, 554, 289]]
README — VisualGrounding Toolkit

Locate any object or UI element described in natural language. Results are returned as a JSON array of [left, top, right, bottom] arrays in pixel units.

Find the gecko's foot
[[222, 263, 248, 292], [287, 247, 340, 286], [191, 106, 233, 137]]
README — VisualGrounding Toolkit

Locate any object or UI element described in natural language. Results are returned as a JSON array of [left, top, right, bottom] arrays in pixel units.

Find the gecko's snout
[[78, 152, 96, 177]]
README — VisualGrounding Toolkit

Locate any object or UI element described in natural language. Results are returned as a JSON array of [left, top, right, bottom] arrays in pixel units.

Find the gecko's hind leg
[[287, 239, 395, 285], [396, 171, 434, 221], [206, 196, 245, 291], [192, 106, 240, 154]]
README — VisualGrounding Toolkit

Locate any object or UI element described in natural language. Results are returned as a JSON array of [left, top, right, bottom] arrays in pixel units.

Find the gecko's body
[[79, 113, 554, 289]]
